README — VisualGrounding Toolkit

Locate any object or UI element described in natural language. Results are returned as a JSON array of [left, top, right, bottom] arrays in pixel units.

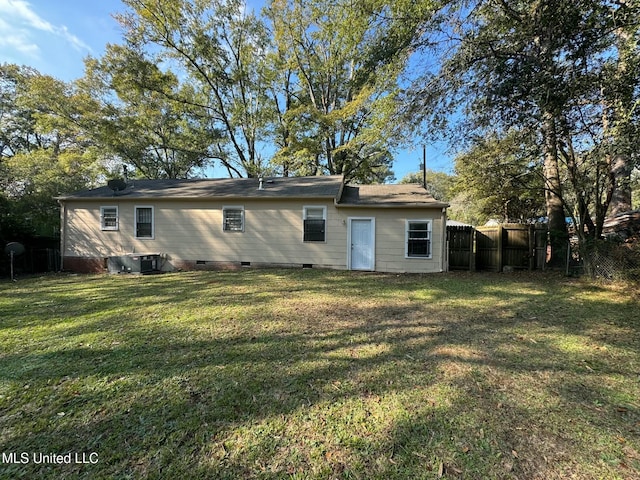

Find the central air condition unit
[[107, 254, 160, 274]]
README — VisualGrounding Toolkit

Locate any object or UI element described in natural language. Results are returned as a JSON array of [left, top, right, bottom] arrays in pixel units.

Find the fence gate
[[502, 225, 533, 270], [533, 225, 548, 269], [447, 226, 475, 271]]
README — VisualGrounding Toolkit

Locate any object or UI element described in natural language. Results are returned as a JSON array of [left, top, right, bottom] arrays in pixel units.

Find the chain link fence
[[580, 239, 640, 283]]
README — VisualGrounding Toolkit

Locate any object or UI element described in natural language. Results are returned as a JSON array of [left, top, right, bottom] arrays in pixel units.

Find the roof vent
[[258, 177, 264, 190]]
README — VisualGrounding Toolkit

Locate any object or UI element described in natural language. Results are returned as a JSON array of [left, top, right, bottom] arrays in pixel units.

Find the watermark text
[[1, 452, 98, 465]]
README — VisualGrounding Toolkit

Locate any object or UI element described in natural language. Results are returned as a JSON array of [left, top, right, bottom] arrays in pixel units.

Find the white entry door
[[349, 218, 375, 271]]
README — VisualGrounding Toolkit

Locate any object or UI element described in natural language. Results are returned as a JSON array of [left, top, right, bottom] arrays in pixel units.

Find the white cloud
[[0, 17, 39, 57], [56, 24, 91, 52], [0, 34, 40, 57], [0, 0, 91, 58], [2, 0, 55, 32]]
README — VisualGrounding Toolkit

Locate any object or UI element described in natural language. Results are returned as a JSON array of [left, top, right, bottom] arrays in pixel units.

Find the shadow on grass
[[0, 270, 638, 479]]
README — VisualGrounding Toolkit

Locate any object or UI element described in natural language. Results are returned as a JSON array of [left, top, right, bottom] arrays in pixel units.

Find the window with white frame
[[406, 220, 432, 258], [303, 206, 326, 242], [223, 206, 244, 232], [135, 206, 154, 239], [100, 206, 118, 231]]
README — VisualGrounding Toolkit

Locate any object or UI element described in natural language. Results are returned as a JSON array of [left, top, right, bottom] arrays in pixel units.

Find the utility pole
[[422, 144, 427, 189]]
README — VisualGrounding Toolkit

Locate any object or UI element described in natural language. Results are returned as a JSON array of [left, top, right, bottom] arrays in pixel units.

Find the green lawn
[[0, 270, 638, 479]]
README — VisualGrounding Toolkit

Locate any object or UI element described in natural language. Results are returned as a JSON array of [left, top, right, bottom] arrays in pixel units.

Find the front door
[[349, 218, 375, 271]]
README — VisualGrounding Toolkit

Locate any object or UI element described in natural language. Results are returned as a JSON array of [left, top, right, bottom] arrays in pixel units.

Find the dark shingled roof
[[337, 184, 448, 208], [58, 176, 449, 208], [58, 175, 344, 200]]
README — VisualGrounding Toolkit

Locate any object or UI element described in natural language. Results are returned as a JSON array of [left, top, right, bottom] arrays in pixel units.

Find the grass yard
[[0, 269, 639, 479]]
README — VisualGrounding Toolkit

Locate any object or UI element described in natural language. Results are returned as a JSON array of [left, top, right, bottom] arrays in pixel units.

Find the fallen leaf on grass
[[511, 449, 519, 458], [623, 445, 640, 460]]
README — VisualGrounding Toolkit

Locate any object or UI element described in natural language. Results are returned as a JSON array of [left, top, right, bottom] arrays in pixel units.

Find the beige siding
[[63, 199, 347, 269], [340, 207, 445, 273], [62, 199, 446, 273]]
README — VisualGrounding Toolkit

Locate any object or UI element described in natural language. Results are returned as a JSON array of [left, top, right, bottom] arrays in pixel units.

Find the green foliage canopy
[[405, 0, 640, 263], [0, 64, 105, 239]]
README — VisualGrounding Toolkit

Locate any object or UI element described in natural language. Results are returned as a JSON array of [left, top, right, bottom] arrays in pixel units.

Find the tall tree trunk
[[607, 2, 636, 217], [609, 154, 632, 216], [542, 112, 567, 268]]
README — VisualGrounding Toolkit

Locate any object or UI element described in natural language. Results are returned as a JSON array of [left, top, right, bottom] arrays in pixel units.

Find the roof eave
[[56, 194, 341, 201], [336, 202, 449, 209]]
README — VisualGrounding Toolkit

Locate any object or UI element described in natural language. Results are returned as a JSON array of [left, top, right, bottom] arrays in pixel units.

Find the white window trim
[[100, 206, 119, 231], [405, 219, 433, 259], [135, 205, 155, 240], [302, 205, 327, 242], [222, 205, 245, 232]]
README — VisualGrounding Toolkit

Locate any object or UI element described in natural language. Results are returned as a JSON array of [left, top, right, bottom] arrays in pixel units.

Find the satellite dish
[[5, 242, 25, 281], [5, 242, 25, 256], [107, 178, 127, 193]]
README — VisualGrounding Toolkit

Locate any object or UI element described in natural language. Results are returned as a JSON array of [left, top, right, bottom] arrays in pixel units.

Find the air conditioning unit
[[107, 254, 160, 274]]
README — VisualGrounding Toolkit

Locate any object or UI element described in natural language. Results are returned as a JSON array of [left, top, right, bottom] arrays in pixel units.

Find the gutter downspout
[[441, 206, 448, 272], [59, 200, 67, 271]]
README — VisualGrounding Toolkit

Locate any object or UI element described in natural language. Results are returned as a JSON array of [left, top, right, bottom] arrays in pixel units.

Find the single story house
[[56, 175, 449, 274]]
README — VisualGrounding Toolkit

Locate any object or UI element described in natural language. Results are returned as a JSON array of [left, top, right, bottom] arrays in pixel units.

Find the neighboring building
[[56, 175, 449, 274]]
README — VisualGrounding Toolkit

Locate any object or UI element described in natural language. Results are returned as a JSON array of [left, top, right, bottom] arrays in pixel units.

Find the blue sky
[[0, 0, 123, 80], [0, 0, 453, 180]]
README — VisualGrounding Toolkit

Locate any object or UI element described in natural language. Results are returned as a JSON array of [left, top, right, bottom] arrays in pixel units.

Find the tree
[[81, 45, 221, 179], [451, 132, 545, 223], [632, 168, 640, 210], [405, 0, 640, 266], [264, 0, 421, 182], [602, 0, 640, 216], [5, 149, 101, 236], [115, 0, 274, 177], [0, 64, 41, 158], [0, 66, 104, 238], [399, 169, 455, 202], [84, 0, 423, 182]]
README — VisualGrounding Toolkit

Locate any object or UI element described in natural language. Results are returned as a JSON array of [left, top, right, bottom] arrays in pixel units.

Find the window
[[135, 206, 154, 239], [100, 206, 118, 231], [223, 206, 244, 232], [406, 220, 432, 258], [303, 206, 326, 242]]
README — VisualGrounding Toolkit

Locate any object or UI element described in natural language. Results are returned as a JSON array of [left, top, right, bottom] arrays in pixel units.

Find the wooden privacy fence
[[447, 224, 547, 272], [448, 226, 475, 271]]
